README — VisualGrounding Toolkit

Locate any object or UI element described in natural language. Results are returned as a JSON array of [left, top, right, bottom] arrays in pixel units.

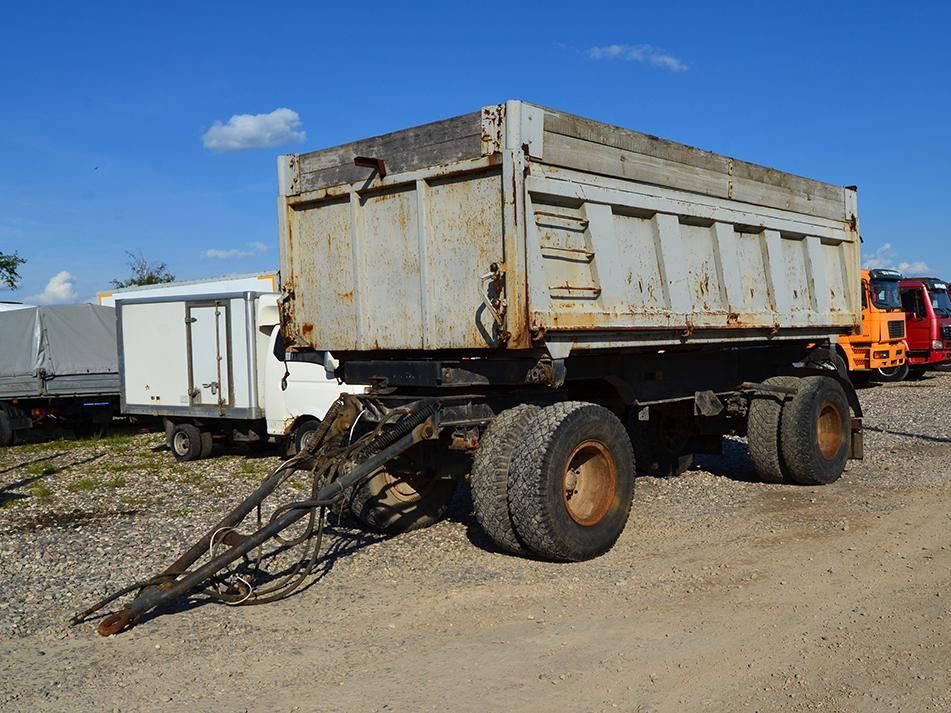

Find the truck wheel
[[0, 410, 13, 447], [292, 419, 321, 455], [746, 376, 799, 484], [876, 364, 908, 382], [508, 402, 635, 562], [470, 404, 539, 554], [907, 366, 928, 380], [199, 430, 214, 459], [780, 376, 850, 485], [170, 423, 205, 462], [832, 354, 849, 381], [347, 442, 463, 534]]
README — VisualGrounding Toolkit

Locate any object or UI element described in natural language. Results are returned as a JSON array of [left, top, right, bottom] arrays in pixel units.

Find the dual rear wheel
[[747, 375, 851, 485], [472, 402, 636, 562]]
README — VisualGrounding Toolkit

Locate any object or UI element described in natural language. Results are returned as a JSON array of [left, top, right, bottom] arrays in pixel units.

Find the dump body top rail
[[278, 101, 860, 357]]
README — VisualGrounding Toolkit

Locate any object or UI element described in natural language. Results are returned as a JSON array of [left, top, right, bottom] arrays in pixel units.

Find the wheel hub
[[562, 440, 618, 526], [816, 401, 844, 460]]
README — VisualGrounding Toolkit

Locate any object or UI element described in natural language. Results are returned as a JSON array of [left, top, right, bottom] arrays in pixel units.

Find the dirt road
[[2, 376, 950, 712]]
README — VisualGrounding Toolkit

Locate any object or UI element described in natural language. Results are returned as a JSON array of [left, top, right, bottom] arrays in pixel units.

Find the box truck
[[117, 291, 341, 460], [0, 304, 120, 445]]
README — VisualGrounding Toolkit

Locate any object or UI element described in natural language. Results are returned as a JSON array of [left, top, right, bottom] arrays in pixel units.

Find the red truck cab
[[899, 277, 951, 377]]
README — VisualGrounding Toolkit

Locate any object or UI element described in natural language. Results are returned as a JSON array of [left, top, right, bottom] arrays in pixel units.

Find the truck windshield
[[929, 289, 951, 317], [869, 279, 902, 310]]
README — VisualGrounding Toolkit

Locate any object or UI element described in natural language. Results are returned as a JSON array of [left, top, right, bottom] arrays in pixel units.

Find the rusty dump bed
[[277, 101, 861, 357]]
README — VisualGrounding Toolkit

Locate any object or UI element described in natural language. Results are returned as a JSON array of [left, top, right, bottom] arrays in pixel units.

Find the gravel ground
[[1, 372, 950, 711]]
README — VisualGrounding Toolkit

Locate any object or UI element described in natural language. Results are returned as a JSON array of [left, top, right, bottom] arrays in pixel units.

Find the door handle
[[202, 381, 219, 395]]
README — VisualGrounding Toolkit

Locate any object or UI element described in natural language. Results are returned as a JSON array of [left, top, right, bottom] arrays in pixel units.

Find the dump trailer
[[0, 304, 120, 445], [83, 101, 866, 636], [276, 99, 864, 556]]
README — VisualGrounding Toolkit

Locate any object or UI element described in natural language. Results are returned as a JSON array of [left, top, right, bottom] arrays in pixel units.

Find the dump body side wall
[[278, 101, 861, 356]]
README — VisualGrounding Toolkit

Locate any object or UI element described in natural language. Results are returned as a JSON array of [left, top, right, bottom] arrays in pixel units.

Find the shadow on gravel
[[0, 452, 105, 508], [692, 439, 760, 483], [863, 425, 951, 444], [122, 523, 388, 630]]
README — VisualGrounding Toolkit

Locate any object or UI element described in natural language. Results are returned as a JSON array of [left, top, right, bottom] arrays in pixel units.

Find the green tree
[[0, 252, 26, 289], [111, 251, 175, 288]]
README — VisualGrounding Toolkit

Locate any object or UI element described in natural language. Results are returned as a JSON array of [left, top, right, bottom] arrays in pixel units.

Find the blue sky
[[1, 1, 948, 303]]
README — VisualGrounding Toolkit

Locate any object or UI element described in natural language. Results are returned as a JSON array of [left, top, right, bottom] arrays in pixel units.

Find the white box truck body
[[117, 291, 341, 460]]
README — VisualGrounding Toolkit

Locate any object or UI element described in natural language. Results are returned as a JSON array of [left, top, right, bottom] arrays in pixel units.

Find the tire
[[470, 404, 539, 554], [779, 376, 850, 485], [876, 364, 909, 382], [199, 430, 214, 459], [0, 410, 13, 447], [348, 442, 463, 534], [292, 419, 321, 455], [832, 353, 849, 381], [746, 376, 799, 484], [170, 423, 204, 462], [907, 366, 928, 380], [508, 402, 636, 562]]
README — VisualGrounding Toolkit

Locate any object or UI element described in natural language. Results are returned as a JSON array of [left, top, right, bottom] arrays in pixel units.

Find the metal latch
[[202, 381, 219, 395]]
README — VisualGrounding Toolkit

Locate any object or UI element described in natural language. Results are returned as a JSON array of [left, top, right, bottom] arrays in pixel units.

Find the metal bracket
[[354, 156, 387, 178]]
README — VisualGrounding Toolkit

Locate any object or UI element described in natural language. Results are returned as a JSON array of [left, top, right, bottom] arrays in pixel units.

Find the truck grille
[[888, 320, 905, 339], [942, 325, 951, 342]]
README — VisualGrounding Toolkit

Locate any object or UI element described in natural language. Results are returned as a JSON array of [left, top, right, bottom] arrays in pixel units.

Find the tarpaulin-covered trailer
[[0, 304, 120, 445]]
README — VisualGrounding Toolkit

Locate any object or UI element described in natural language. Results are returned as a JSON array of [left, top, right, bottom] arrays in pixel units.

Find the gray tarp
[[0, 304, 117, 379]]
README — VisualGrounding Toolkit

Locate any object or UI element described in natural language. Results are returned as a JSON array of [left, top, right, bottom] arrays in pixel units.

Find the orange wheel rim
[[817, 401, 844, 460], [562, 440, 617, 526]]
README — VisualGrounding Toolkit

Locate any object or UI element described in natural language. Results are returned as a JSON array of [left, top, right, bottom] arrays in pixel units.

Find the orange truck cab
[[837, 268, 906, 379]]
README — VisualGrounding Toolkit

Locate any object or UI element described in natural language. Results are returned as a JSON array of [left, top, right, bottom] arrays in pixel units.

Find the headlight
[[932, 339, 943, 350]]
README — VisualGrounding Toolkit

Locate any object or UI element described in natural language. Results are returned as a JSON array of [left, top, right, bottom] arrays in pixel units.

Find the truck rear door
[[187, 302, 231, 408]]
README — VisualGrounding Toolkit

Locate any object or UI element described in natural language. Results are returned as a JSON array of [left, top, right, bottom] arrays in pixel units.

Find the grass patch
[[103, 476, 127, 488], [168, 506, 192, 517], [105, 463, 140, 474], [30, 483, 53, 503], [24, 462, 58, 477], [66, 477, 101, 493], [179, 470, 208, 487]]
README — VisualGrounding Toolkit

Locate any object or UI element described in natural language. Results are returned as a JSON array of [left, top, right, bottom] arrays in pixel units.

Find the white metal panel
[[121, 301, 190, 409], [188, 305, 230, 407]]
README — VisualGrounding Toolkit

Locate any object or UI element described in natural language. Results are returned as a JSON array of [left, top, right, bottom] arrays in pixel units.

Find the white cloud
[[586, 44, 688, 72], [202, 242, 269, 260], [202, 108, 306, 152], [863, 242, 931, 275], [27, 271, 77, 305]]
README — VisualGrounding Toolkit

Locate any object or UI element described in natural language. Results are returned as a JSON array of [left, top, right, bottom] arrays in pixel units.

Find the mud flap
[[850, 417, 864, 460]]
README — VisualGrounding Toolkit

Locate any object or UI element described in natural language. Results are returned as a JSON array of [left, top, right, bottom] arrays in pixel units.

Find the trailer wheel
[[469, 404, 539, 554], [347, 442, 464, 534], [876, 364, 908, 382], [780, 376, 850, 485], [746, 376, 799, 484], [170, 423, 205, 462], [0, 410, 13, 447], [508, 402, 635, 562]]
